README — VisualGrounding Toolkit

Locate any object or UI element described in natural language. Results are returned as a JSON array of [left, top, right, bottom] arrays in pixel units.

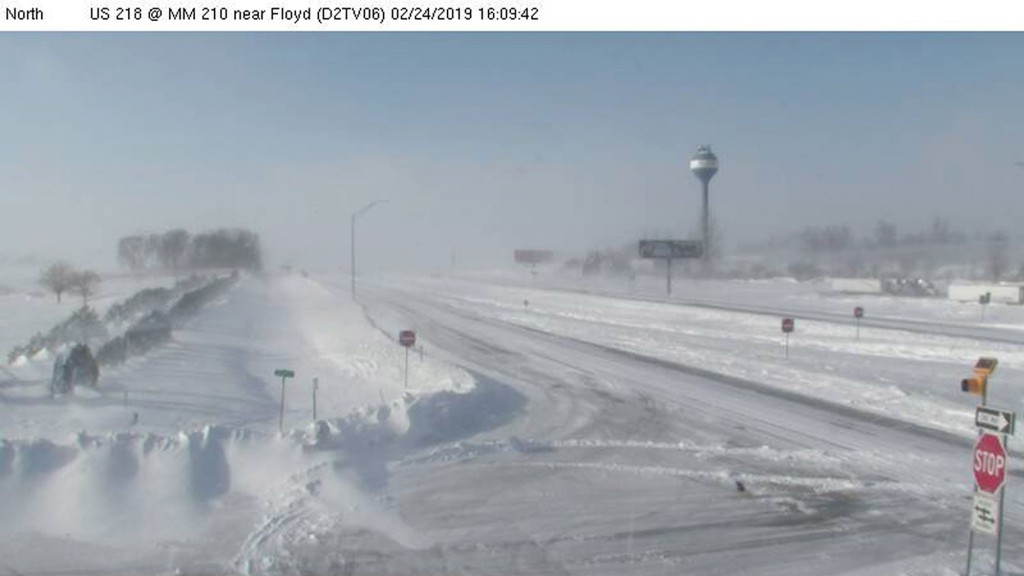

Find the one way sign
[[976, 406, 1016, 435]]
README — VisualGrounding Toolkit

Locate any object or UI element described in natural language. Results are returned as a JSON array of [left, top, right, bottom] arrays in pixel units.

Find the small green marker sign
[[275, 369, 295, 378]]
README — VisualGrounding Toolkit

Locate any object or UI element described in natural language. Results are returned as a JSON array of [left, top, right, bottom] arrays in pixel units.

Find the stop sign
[[854, 306, 864, 319], [973, 433, 1008, 493], [399, 330, 416, 348], [781, 318, 794, 333]]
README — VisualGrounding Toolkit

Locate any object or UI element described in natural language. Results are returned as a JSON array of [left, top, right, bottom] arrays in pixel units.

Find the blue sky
[[1, 33, 1022, 270]]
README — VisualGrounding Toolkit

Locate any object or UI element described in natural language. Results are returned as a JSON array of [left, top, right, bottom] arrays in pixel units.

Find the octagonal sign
[[973, 433, 1007, 494]]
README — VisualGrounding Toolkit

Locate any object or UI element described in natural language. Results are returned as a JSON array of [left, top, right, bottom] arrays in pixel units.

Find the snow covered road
[[341, 279, 1021, 575], [2, 272, 1020, 575]]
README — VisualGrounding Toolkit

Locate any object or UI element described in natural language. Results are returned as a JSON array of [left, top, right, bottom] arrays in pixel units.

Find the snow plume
[[0, 373, 523, 557], [0, 426, 299, 544]]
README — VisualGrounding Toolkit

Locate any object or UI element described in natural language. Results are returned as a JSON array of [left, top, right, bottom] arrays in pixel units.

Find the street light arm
[[352, 199, 388, 220], [350, 199, 387, 301]]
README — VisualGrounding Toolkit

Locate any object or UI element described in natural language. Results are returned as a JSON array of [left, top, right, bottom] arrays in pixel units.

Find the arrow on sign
[[976, 406, 1016, 435], [971, 492, 1000, 535]]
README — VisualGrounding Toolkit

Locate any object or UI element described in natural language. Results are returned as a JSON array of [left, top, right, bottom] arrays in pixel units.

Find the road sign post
[[854, 306, 864, 339], [781, 318, 794, 359], [667, 257, 672, 296], [274, 369, 295, 432], [996, 462, 1007, 576], [972, 431, 1010, 575], [312, 377, 318, 421], [399, 330, 416, 388], [963, 356, 1011, 576]]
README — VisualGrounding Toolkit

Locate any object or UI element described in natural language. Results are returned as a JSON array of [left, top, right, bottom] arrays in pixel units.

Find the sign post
[[968, 431, 1011, 575], [514, 250, 554, 283], [963, 357, 1013, 576], [274, 368, 295, 432], [638, 240, 703, 297], [781, 318, 794, 359], [312, 377, 318, 421], [854, 306, 864, 339], [399, 330, 416, 388], [667, 257, 672, 296]]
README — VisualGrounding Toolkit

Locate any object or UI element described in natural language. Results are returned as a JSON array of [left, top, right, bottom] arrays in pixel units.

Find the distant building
[[829, 278, 883, 295], [948, 283, 1024, 305]]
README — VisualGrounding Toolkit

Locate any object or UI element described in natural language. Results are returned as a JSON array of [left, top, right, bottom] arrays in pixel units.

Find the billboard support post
[[667, 258, 673, 296], [638, 240, 702, 297]]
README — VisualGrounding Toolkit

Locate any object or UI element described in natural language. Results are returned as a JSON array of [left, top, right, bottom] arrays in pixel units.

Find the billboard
[[638, 240, 703, 260], [514, 250, 554, 265]]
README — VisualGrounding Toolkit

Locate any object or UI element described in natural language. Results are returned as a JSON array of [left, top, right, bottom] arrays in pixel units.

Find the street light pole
[[350, 199, 387, 300], [350, 212, 356, 298]]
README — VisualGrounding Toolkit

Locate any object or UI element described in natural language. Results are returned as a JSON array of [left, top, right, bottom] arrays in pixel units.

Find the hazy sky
[[1, 33, 1022, 272]]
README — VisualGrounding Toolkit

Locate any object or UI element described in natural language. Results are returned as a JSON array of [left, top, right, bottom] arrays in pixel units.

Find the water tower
[[689, 145, 719, 261]]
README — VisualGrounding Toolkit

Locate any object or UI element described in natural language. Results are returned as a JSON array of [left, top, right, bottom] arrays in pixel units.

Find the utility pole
[[312, 377, 318, 421]]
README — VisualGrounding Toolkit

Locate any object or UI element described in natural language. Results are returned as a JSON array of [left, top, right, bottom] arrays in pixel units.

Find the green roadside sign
[[275, 369, 295, 378]]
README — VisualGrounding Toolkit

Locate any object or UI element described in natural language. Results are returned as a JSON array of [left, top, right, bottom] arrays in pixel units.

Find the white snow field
[[2, 268, 1022, 575], [1, 272, 480, 574]]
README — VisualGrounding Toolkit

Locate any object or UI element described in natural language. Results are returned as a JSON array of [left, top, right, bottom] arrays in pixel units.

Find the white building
[[947, 282, 1024, 305]]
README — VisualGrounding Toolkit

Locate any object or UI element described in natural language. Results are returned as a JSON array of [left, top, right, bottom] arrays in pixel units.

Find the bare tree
[[874, 220, 898, 248], [39, 261, 76, 304], [117, 235, 148, 271], [987, 231, 1009, 281], [159, 229, 190, 274], [70, 270, 102, 306]]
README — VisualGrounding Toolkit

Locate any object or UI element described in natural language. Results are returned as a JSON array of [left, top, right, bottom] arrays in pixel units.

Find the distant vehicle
[[882, 277, 938, 297]]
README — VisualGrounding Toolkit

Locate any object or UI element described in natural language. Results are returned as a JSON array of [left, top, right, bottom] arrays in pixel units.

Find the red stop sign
[[781, 318, 794, 333], [973, 433, 1008, 493], [854, 306, 864, 319], [399, 330, 416, 348]]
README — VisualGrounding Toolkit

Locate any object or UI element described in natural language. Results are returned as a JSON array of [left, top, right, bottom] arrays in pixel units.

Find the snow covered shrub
[[166, 272, 237, 327], [7, 307, 108, 364], [96, 311, 172, 367], [51, 343, 99, 394], [103, 287, 174, 325]]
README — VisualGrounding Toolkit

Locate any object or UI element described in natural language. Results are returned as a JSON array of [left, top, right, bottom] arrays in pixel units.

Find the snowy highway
[[348, 277, 1022, 575], [2, 272, 1021, 575]]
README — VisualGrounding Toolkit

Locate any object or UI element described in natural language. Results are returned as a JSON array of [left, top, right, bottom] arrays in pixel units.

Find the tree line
[[735, 217, 1020, 281], [117, 228, 262, 272]]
